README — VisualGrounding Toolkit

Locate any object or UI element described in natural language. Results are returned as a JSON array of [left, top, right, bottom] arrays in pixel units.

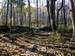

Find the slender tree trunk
[[40, 7, 41, 27], [70, 0, 75, 38], [10, 0, 12, 26], [50, 0, 57, 31], [63, 0, 67, 27], [28, 0, 31, 28], [4, 1, 6, 25], [24, 12, 26, 26], [9, 0, 13, 33], [13, 4, 16, 26], [1, 2, 4, 25], [57, 0, 63, 28], [36, 0, 39, 27], [20, 5, 23, 26], [6, 0, 9, 26], [46, 0, 52, 31]]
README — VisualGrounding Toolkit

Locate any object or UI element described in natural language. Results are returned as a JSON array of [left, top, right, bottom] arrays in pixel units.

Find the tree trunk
[[70, 0, 75, 39], [46, 0, 52, 31], [13, 4, 16, 26], [28, 0, 31, 28], [50, 0, 57, 31], [6, 0, 9, 26], [63, 0, 67, 27], [20, 4, 23, 26], [36, 0, 39, 27], [10, 0, 12, 26], [57, 0, 63, 28]]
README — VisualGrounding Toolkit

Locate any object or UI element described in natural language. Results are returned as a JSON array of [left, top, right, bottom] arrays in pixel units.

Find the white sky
[[25, 0, 46, 7], [0, 0, 2, 2], [0, 0, 3, 8]]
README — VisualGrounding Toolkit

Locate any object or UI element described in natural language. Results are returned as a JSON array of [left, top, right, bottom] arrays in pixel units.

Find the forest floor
[[0, 32, 75, 56]]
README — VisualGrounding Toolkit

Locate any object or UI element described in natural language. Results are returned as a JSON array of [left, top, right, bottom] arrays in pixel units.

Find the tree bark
[[46, 0, 52, 31], [10, 0, 13, 26], [36, 0, 39, 27], [70, 0, 75, 39], [28, 0, 31, 28], [57, 0, 63, 28], [50, 0, 57, 31], [63, 0, 67, 27], [6, 0, 9, 26]]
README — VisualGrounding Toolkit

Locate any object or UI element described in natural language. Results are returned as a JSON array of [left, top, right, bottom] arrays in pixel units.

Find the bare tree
[[36, 0, 39, 27], [46, 0, 52, 30], [70, 0, 75, 38], [6, 0, 9, 26], [50, 0, 57, 31], [10, 0, 13, 26], [28, 0, 31, 28], [63, 0, 67, 27], [57, 0, 63, 28]]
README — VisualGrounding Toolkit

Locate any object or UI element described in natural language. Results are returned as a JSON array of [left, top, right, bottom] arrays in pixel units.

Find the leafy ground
[[0, 32, 75, 56]]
